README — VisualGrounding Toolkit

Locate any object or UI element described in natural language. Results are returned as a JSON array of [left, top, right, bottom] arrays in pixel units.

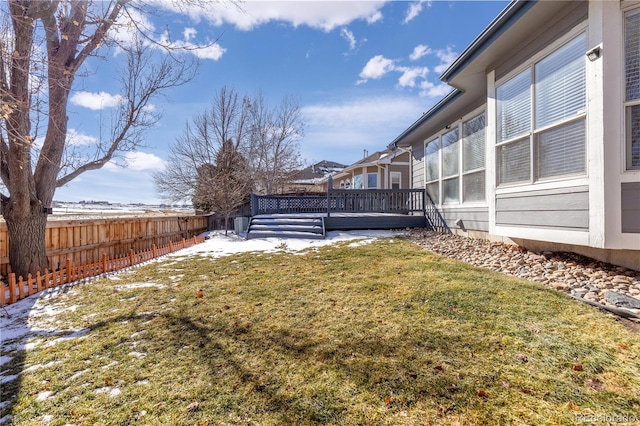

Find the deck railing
[[250, 189, 426, 216], [424, 192, 451, 234]]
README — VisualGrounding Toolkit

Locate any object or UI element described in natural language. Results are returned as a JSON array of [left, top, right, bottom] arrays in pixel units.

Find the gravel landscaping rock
[[405, 229, 640, 317]]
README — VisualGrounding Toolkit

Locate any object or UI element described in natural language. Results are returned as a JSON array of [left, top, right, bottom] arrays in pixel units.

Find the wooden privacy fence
[[0, 215, 209, 277], [1, 235, 205, 307]]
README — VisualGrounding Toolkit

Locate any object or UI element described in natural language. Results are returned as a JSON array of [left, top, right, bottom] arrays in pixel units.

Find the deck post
[[326, 176, 333, 217], [250, 193, 258, 217]]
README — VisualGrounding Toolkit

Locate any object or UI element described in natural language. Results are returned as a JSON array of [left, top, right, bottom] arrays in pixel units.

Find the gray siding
[[441, 207, 489, 232], [622, 182, 640, 233], [495, 1, 587, 80], [496, 186, 589, 231], [412, 144, 425, 189]]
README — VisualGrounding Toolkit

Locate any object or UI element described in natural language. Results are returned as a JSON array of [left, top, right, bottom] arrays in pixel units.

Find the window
[[353, 174, 363, 189], [425, 138, 440, 204], [626, 9, 640, 170], [442, 129, 459, 204], [390, 172, 401, 189], [496, 32, 586, 185], [424, 111, 486, 206], [367, 172, 378, 189], [462, 113, 486, 202]]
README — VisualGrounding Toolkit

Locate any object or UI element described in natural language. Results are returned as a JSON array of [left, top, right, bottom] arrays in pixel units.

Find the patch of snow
[[130, 330, 147, 339], [114, 283, 165, 290], [24, 360, 61, 372], [69, 369, 90, 380], [0, 374, 19, 384], [43, 329, 89, 348], [36, 390, 54, 401]]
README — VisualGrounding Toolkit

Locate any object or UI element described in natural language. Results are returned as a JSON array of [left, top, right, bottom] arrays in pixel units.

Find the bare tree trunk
[[3, 204, 48, 277]]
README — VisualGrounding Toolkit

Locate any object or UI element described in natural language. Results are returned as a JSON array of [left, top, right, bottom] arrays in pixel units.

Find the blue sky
[[53, 0, 509, 205]]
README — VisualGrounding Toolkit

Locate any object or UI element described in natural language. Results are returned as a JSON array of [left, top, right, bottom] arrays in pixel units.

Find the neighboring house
[[328, 149, 412, 190], [286, 160, 346, 194], [388, 0, 640, 270]]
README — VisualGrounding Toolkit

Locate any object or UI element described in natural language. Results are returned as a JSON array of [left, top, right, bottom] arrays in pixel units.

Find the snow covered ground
[[0, 229, 403, 423]]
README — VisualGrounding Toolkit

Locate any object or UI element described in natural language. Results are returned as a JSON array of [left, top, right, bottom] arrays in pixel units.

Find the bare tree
[[245, 92, 305, 195], [154, 86, 249, 203], [155, 87, 306, 216], [0, 1, 202, 277], [193, 139, 252, 235]]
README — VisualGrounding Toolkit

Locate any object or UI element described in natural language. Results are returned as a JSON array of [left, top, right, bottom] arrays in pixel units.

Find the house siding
[[441, 207, 489, 232], [495, 1, 588, 80], [496, 185, 589, 231], [622, 182, 640, 233], [412, 144, 425, 189]]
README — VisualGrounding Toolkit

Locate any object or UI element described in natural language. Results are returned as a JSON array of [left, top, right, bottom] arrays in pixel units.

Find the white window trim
[[624, 6, 640, 170], [494, 24, 589, 190], [390, 171, 402, 189]]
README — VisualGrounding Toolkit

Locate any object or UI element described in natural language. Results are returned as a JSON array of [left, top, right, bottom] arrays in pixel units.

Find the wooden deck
[[247, 189, 445, 238]]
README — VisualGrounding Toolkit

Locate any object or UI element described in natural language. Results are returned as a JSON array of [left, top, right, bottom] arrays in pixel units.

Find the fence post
[[8, 273, 16, 304], [36, 271, 43, 292], [66, 259, 73, 283], [327, 176, 333, 217]]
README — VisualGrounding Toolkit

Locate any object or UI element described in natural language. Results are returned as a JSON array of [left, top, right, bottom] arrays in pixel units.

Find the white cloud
[[71, 91, 124, 110], [300, 95, 428, 162], [161, 1, 388, 32], [366, 10, 383, 24], [104, 151, 167, 172], [404, 1, 431, 24], [419, 81, 453, 98], [340, 28, 356, 51], [183, 27, 197, 41], [434, 46, 458, 74], [358, 55, 396, 83], [398, 67, 429, 88], [67, 129, 99, 146], [123, 151, 168, 171], [409, 44, 432, 61]]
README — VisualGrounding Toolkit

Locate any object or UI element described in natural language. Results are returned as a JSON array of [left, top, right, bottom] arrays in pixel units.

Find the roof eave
[[387, 89, 463, 150], [440, 0, 537, 83]]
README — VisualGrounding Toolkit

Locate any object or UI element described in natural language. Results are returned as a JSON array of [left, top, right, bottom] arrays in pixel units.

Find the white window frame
[[390, 171, 402, 189], [423, 106, 487, 206], [367, 172, 378, 189], [495, 27, 588, 188], [462, 111, 487, 203], [625, 7, 640, 170]]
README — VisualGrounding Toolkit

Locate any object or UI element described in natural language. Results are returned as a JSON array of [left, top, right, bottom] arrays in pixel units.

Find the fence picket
[[0, 235, 205, 307]]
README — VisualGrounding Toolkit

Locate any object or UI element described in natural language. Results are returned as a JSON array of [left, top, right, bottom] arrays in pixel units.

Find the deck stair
[[246, 215, 325, 240]]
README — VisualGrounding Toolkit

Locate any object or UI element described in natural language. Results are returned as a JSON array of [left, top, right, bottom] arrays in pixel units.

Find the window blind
[[463, 113, 485, 172], [626, 9, 640, 102], [441, 129, 459, 178], [536, 118, 585, 178], [498, 138, 530, 184], [497, 69, 531, 143], [535, 33, 586, 129], [627, 105, 640, 168]]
